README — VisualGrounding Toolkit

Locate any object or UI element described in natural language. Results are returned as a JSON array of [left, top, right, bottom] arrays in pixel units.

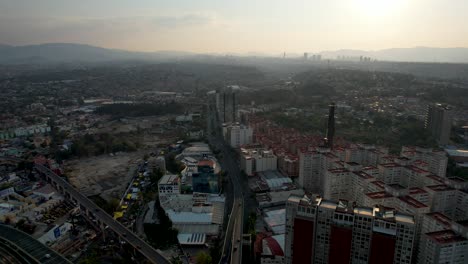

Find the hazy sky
[[0, 0, 467, 53]]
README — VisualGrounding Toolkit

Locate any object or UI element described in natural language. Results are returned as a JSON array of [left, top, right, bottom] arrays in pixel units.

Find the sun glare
[[354, 0, 406, 17]]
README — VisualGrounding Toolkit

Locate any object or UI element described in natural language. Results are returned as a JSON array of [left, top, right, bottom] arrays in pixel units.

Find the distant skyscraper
[[425, 103, 452, 145], [325, 103, 336, 149], [304, 52, 308, 60], [218, 85, 239, 123]]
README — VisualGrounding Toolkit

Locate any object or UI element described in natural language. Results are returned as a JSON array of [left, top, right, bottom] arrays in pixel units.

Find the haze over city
[[1, 0, 468, 54], [1, 1, 468, 264]]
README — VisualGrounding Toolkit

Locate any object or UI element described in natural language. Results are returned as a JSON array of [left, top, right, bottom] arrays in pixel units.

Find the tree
[[107, 198, 120, 213], [195, 252, 212, 264], [247, 212, 257, 237], [209, 238, 222, 264], [144, 201, 179, 249], [150, 168, 164, 185], [170, 256, 183, 264]]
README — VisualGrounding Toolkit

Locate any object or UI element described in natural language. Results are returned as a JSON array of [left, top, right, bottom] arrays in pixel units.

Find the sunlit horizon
[[0, 0, 467, 53]]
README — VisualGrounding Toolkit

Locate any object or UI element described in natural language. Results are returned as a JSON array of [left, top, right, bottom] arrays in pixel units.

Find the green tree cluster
[[195, 251, 212, 264], [89, 195, 119, 214], [68, 132, 138, 158], [447, 159, 468, 180], [165, 153, 185, 174], [144, 201, 179, 249], [95, 102, 183, 117]]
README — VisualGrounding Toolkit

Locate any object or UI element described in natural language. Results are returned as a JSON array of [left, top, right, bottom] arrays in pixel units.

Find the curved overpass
[[0, 224, 71, 264], [0, 157, 169, 264], [34, 164, 170, 264]]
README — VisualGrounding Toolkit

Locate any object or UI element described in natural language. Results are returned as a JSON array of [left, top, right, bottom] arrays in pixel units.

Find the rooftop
[[159, 174, 179, 185], [426, 184, 455, 192], [177, 233, 206, 245], [398, 196, 428, 209], [394, 213, 415, 225], [353, 171, 373, 180], [379, 163, 401, 168], [353, 207, 373, 217], [406, 165, 429, 174], [198, 159, 215, 167], [166, 210, 212, 224], [366, 191, 393, 199], [426, 174, 445, 183], [409, 187, 428, 195], [319, 200, 339, 210], [33, 184, 55, 195], [426, 230, 467, 244], [370, 181, 386, 189], [388, 183, 406, 190], [328, 168, 349, 173], [447, 177, 467, 183], [396, 157, 410, 161], [362, 166, 378, 170], [262, 234, 285, 257], [427, 212, 452, 227], [258, 170, 293, 189]]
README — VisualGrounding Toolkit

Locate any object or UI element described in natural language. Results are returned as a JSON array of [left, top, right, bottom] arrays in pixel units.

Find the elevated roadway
[[207, 102, 244, 264], [34, 164, 170, 264]]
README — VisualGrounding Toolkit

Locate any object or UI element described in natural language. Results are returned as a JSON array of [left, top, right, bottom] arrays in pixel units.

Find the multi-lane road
[[206, 103, 244, 264], [34, 164, 170, 264]]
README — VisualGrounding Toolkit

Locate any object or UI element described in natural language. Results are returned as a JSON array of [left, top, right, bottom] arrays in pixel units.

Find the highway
[[206, 103, 244, 264], [34, 164, 170, 264]]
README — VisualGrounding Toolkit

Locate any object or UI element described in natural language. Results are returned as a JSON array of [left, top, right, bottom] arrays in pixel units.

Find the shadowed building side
[[325, 102, 336, 149]]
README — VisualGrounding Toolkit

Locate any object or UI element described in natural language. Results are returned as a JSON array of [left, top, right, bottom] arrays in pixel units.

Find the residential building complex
[[223, 123, 253, 148], [284, 195, 416, 264], [241, 148, 277, 176]]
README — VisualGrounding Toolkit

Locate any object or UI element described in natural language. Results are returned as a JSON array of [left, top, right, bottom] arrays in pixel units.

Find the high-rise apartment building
[[222, 123, 253, 148], [419, 230, 468, 264], [401, 146, 448, 177], [425, 103, 452, 145], [285, 195, 416, 264], [425, 184, 458, 218], [240, 148, 277, 176], [298, 150, 321, 192], [417, 212, 468, 264]]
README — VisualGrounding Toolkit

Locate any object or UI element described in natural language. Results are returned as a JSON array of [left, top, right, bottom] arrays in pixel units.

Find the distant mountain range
[[0, 43, 468, 64], [0, 43, 195, 64]]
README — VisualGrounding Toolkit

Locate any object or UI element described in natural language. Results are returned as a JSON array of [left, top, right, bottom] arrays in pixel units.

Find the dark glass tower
[[325, 102, 336, 149]]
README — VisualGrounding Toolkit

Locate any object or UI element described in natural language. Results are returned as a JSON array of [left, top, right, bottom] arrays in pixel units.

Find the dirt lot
[[64, 151, 144, 201]]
